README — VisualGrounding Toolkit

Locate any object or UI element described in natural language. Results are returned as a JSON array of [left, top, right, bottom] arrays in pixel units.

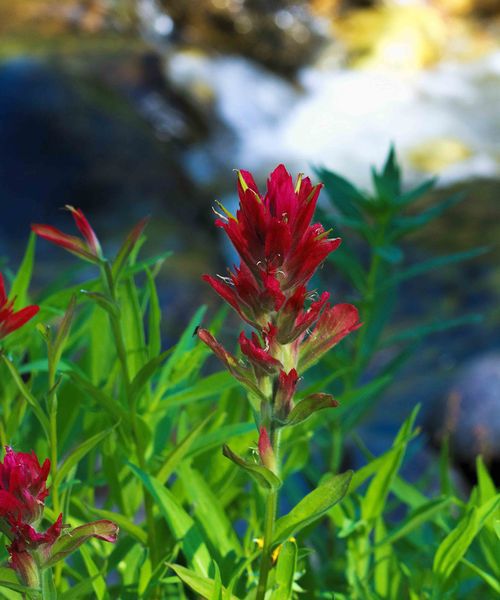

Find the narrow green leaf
[[395, 177, 437, 206], [433, 495, 500, 580], [54, 427, 114, 488], [40, 569, 56, 600], [461, 557, 500, 595], [79, 546, 106, 600], [362, 406, 419, 521], [179, 464, 242, 556], [273, 471, 353, 545], [146, 269, 162, 359], [129, 464, 212, 576], [375, 497, 453, 547], [1, 355, 49, 437], [379, 246, 489, 291], [156, 414, 214, 484], [222, 444, 281, 491], [392, 192, 465, 237], [10, 233, 36, 307], [156, 371, 237, 411], [168, 564, 240, 600], [382, 314, 482, 346], [270, 539, 297, 600], [188, 423, 255, 458]]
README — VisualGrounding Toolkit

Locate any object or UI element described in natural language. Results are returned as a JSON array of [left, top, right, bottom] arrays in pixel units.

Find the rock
[[438, 353, 500, 464]]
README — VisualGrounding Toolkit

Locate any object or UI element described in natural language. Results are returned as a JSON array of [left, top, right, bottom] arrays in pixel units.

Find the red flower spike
[[298, 303, 362, 372], [32, 205, 102, 264], [239, 331, 282, 378], [0, 274, 39, 340], [274, 369, 299, 421], [206, 165, 341, 320], [258, 427, 277, 473]]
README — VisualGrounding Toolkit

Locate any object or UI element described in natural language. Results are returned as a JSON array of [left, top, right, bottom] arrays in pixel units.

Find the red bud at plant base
[[258, 427, 277, 473], [0, 447, 118, 587], [0, 274, 39, 340], [32, 205, 102, 263]]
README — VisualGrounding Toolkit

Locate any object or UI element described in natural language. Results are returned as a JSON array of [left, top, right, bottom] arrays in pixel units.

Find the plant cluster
[[0, 155, 497, 599]]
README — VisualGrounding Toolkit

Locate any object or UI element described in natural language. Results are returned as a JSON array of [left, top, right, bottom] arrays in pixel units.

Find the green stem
[[47, 360, 60, 515], [255, 428, 281, 600], [256, 488, 278, 600]]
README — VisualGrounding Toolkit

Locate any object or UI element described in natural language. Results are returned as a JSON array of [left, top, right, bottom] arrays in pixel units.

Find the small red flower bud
[[258, 427, 277, 473], [32, 205, 102, 263]]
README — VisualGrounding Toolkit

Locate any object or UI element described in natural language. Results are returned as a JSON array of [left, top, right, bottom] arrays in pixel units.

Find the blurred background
[[0, 0, 499, 480]]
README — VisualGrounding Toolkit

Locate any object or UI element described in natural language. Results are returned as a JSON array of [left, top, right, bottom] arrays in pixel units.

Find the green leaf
[[188, 423, 255, 459], [379, 246, 489, 291], [65, 371, 129, 425], [392, 192, 465, 237], [285, 393, 338, 427], [382, 314, 482, 346], [270, 539, 298, 600], [129, 464, 212, 576], [49, 295, 77, 373], [178, 464, 242, 557], [395, 177, 437, 206], [273, 470, 353, 545], [461, 558, 500, 595], [375, 497, 453, 547], [146, 268, 162, 359], [433, 494, 500, 580], [168, 564, 240, 600], [156, 371, 237, 411], [112, 217, 150, 282], [157, 306, 207, 390], [128, 349, 170, 409], [79, 546, 107, 600], [156, 414, 214, 484], [361, 405, 419, 521], [1, 355, 49, 437], [53, 427, 114, 488], [40, 569, 56, 600], [315, 168, 368, 219], [371, 145, 401, 200], [10, 233, 36, 308], [222, 444, 281, 491]]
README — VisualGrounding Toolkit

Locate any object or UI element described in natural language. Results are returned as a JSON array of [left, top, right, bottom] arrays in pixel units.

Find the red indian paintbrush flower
[[32, 205, 102, 263], [0, 447, 118, 587], [0, 274, 39, 340], [199, 166, 360, 475]]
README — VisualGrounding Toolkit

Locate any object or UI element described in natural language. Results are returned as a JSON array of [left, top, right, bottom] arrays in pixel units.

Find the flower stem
[[256, 428, 281, 600], [256, 487, 278, 600]]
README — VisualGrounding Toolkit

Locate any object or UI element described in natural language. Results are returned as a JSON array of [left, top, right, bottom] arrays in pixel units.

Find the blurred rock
[[435, 353, 500, 467], [408, 137, 473, 172], [161, 0, 324, 77]]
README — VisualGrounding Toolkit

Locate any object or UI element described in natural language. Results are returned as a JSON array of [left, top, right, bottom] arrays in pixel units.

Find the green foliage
[[0, 150, 497, 599]]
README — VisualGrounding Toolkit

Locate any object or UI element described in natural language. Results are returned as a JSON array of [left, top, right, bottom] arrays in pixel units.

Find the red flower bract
[[0, 447, 50, 528], [207, 165, 341, 311], [0, 274, 39, 340], [32, 205, 102, 263]]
